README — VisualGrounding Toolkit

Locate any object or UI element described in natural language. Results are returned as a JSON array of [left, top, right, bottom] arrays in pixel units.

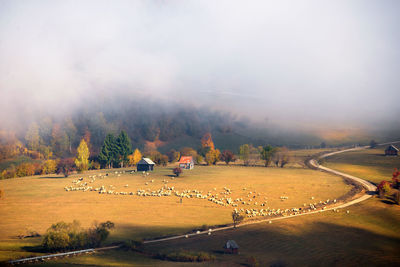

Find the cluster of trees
[[42, 220, 115, 251], [239, 144, 290, 167], [98, 131, 132, 168]]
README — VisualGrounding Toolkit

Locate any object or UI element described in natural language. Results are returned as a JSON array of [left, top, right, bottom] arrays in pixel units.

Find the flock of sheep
[[63, 171, 345, 220]]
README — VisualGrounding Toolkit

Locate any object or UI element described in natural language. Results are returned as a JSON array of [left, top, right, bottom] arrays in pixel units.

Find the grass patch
[[324, 148, 400, 184]]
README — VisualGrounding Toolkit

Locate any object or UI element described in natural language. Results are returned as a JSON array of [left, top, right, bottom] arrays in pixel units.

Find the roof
[[179, 156, 193, 164], [224, 240, 239, 249], [137, 158, 155, 165], [385, 145, 399, 152]]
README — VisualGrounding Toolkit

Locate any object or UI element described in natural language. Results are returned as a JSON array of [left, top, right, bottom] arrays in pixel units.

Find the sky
[[0, 0, 399, 130]]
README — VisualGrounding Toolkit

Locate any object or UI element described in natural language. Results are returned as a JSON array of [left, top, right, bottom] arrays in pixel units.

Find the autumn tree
[[42, 160, 58, 174], [98, 134, 116, 169], [196, 155, 204, 165], [166, 149, 180, 163], [64, 118, 77, 154], [160, 155, 169, 166], [51, 124, 69, 157], [275, 147, 290, 168], [16, 163, 36, 177], [201, 132, 215, 150], [83, 128, 93, 154], [205, 148, 221, 165], [221, 150, 235, 165], [25, 122, 40, 151], [56, 158, 75, 177], [232, 210, 244, 228], [128, 148, 142, 166], [260, 145, 276, 167], [180, 147, 198, 158], [239, 144, 250, 166], [75, 139, 90, 172]]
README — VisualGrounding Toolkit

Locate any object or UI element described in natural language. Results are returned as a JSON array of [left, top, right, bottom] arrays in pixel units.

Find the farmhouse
[[137, 158, 155, 171], [224, 240, 239, 254], [385, 145, 398, 156], [179, 156, 194, 169]]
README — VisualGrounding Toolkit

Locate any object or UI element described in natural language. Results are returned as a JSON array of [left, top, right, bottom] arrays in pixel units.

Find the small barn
[[223, 240, 239, 254], [385, 145, 399, 156], [137, 158, 155, 171], [179, 156, 194, 170]]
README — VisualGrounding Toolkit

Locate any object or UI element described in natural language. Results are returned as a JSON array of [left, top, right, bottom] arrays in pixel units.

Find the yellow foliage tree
[[42, 159, 58, 174], [75, 139, 90, 172], [205, 148, 221, 165], [129, 148, 142, 166]]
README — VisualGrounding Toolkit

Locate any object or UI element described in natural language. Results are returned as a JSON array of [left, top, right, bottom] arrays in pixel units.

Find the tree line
[[0, 129, 291, 179]]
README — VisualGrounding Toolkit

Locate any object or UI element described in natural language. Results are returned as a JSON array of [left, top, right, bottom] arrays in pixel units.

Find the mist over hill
[[1, 0, 399, 158]]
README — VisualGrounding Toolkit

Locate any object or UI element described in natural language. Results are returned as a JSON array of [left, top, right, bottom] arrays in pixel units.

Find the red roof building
[[179, 156, 194, 169]]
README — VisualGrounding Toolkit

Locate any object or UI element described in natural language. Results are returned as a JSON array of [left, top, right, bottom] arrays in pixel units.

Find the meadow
[[324, 147, 400, 184], [0, 163, 351, 262], [23, 197, 400, 267]]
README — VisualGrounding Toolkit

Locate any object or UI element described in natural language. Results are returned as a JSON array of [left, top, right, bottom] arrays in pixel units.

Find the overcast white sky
[[0, 0, 399, 129]]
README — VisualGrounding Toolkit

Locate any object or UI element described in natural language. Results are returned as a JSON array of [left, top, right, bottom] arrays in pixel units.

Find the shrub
[[91, 161, 101, 170], [2, 165, 16, 179], [56, 158, 76, 177], [16, 163, 36, 177], [392, 169, 400, 189], [377, 180, 391, 198], [122, 240, 143, 251], [42, 220, 114, 251], [395, 191, 400, 205], [247, 256, 260, 267], [173, 167, 182, 177], [164, 250, 215, 262], [42, 160, 58, 175], [0, 189, 3, 199]]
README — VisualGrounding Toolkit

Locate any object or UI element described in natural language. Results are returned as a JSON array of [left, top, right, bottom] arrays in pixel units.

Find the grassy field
[[3, 147, 400, 266], [324, 147, 400, 184], [0, 164, 351, 262], [25, 197, 400, 266]]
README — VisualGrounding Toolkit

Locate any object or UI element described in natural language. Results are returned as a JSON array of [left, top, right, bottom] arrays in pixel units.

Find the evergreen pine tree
[[98, 134, 116, 169], [115, 131, 132, 168]]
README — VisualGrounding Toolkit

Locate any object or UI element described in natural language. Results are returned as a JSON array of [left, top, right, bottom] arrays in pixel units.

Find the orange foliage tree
[[201, 133, 215, 150]]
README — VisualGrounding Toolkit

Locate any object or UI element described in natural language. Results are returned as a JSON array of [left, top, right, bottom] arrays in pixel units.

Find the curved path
[[8, 141, 399, 264]]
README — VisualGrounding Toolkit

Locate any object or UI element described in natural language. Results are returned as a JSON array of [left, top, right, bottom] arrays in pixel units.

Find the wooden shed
[[178, 156, 194, 170], [385, 145, 398, 156], [224, 240, 239, 254], [137, 158, 155, 171]]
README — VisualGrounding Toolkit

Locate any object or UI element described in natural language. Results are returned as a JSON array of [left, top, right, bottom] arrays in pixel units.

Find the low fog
[[0, 0, 399, 133]]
